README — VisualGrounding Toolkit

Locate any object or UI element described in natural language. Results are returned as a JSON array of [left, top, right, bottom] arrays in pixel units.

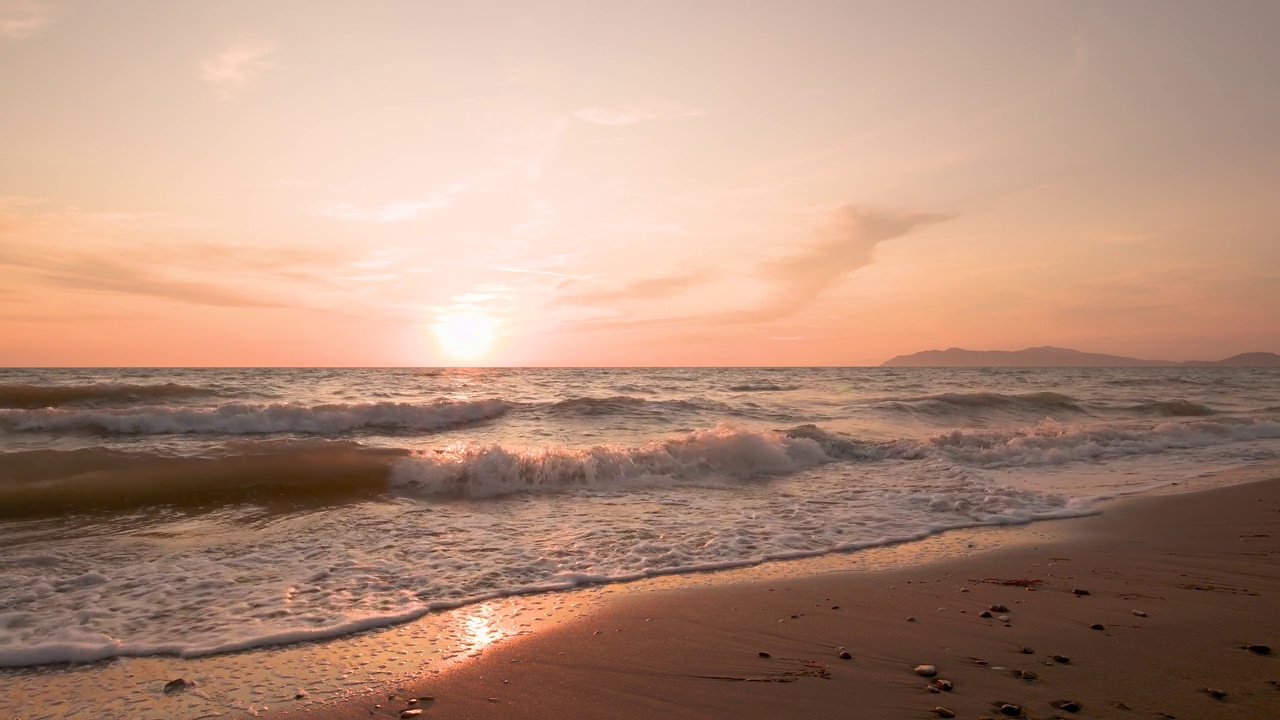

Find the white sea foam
[[0, 462, 1094, 667], [390, 425, 838, 497], [0, 399, 510, 435]]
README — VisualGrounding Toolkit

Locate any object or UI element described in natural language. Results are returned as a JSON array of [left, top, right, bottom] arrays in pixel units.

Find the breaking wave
[[0, 399, 510, 436], [0, 382, 219, 409], [390, 424, 880, 498]]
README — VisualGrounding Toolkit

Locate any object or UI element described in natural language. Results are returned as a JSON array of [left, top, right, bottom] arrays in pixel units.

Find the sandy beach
[[275, 469, 1280, 720]]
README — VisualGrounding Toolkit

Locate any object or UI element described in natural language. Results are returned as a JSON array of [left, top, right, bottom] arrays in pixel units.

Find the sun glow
[[431, 311, 500, 361]]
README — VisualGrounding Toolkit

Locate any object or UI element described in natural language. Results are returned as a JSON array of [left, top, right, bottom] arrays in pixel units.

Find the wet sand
[[281, 473, 1280, 720]]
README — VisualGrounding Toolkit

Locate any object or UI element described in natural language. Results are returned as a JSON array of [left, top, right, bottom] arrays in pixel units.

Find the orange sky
[[2, 1, 1278, 366]]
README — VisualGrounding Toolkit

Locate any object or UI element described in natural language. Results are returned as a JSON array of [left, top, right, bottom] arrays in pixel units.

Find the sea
[[2, 366, 1279, 670]]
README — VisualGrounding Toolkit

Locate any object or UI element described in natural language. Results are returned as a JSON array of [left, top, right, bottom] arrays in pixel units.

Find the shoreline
[[278, 466, 1280, 719], [4, 465, 1278, 719]]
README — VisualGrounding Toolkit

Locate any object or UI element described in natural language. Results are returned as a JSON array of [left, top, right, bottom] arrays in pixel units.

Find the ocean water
[[1, 367, 1278, 668]]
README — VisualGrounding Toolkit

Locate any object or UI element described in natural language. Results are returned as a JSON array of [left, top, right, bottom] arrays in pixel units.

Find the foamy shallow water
[[1, 367, 1278, 670]]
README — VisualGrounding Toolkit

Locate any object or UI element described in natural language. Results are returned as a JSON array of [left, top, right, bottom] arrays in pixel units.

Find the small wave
[[390, 424, 879, 498], [923, 391, 1080, 409], [1123, 400, 1218, 417], [727, 383, 799, 392], [0, 399, 510, 435], [868, 391, 1084, 417], [0, 382, 219, 409], [927, 417, 1280, 467], [542, 396, 716, 417], [0, 442, 406, 518]]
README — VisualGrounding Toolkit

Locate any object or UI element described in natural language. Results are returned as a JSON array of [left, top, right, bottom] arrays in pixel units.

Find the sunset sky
[[2, 0, 1278, 366]]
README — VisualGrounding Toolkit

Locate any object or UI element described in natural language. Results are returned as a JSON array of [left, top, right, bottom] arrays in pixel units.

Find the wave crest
[[0, 383, 219, 409], [390, 424, 875, 498], [0, 399, 510, 435]]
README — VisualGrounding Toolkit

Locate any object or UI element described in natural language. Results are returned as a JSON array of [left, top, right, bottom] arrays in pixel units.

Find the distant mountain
[[1182, 352, 1280, 367], [881, 346, 1280, 368]]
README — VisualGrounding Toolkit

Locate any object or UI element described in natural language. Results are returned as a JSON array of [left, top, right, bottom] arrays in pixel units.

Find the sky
[[2, 0, 1278, 366]]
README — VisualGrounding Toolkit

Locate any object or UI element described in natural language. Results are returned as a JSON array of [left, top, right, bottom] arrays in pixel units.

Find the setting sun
[[430, 311, 500, 361]]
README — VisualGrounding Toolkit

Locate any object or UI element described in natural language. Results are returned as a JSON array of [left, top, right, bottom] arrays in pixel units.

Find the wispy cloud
[[563, 205, 954, 331], [0, 0, 58, 39], [0, 202, 354, 309], [724, 205, 955, 323], [201, 41, 275, 99], [557, 270, 711, 305], [319, 183, 468, 223], [574, 99, 703, 126]]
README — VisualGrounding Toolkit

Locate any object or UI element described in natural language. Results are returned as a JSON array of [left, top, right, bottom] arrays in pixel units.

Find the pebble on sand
[[907, 616, 917, 622], [758, 651, 771, 658], [163, 679, 191, 694], [998, 703, 1022, 716], [998, 615, 1011, 622], [1052, 654, 1071, 664], [1013, 669, 1038, 681], [1245, 644, 1271, 655], [927, 684, 940, 693], [838, 651, 852, 660], [934, 679, 953, 692], [1072, 589, 1091, 596], [1090, 623, 1106, 630], [1051, 699, 1082, 712], [1204, 688, 1227, 700], [1133, 610, 1147, 617], [915, 664, 938, 677], [979, 611, 993, 618], [932, 707, 956, 718], [989, 604, 1009, 613], [400, 710, 423, 719], [1019, 646, 1034, 654]]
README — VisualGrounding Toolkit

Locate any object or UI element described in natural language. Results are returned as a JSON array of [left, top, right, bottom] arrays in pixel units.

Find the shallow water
[[1, 367, 1278, 667]]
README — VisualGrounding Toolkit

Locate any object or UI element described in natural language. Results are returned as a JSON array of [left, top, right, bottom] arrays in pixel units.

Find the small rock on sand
[[1072, 589, 1091, 596], [1052, 654, 1071, 664], [1019, 646, 1034, 654], [915, 664, 938, 677], [163, 679, 191, 694], [400, 711, 423, 719], [979, 611, 993, 618], [927, 685, 940, 693], [1245, 644, 1271, 655], [1051, 699, 1082, 712], [990, 604, 1009, 613], [838, 651, 852, 660], [998, 615, 1011, 622], [1133, 610, 1147, 617], [1090, 623, 1105, 630], [934, 679, 953, 692], [1014, 669, 1038, 681], [932, 707, 956, 718], [758, 651, 771, 658], [998, 703, 1022, 716], [1204, 688, 1227, 699], [907, 616, 917, 622]]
